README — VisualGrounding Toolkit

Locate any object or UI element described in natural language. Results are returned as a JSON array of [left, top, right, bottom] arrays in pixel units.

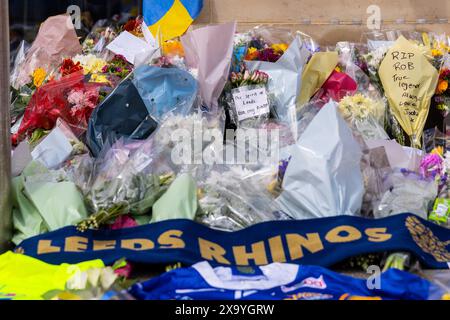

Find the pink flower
[[109, 215, 138, 230], [114, 262, 133, 278]]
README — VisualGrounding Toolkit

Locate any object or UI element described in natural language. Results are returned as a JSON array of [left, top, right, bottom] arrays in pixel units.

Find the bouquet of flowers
[[196, 165, 289, 232], [12, 71, 103, 145], [10, 67, 49, 126], [77, 138, 175, 231], [338, 93, 389, 141], [82, 19, 120, 57], [434, 67, 450, 117], [360, 34, 407, 145], [244, 33, 289, 63], [375, 169, 438, 220], [221, 66, 271, 129]]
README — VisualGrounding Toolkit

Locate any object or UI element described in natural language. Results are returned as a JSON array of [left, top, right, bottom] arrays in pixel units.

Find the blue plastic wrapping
[[132, 65, 198, 121], [87, 77, 158, 157]]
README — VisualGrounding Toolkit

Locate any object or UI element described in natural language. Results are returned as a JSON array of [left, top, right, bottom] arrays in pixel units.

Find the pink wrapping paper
[[181, 22, 237, 113], [14, 15, 82, 88], [315, 70, 358, 103]]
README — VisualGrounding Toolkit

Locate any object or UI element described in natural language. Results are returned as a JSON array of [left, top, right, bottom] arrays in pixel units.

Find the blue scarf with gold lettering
[[16, 214, 450, 269]]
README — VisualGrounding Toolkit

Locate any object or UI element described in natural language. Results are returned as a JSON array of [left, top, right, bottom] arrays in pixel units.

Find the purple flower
[[259, 48, 281, 63], [278, 157, 291, 183], [420, 154, 444, 179]]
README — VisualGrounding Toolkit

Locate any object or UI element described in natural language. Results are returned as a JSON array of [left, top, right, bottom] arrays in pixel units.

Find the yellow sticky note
[[298, 52, 339, 107], [379, 36, 439, 147]]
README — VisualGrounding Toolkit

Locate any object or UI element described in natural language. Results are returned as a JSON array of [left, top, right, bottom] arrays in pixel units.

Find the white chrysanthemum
[[338, 93, 384, 121], [366, 46, 389, 69]]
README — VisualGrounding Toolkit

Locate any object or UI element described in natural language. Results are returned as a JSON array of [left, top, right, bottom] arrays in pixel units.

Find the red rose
[[60, 58, 84, 77]]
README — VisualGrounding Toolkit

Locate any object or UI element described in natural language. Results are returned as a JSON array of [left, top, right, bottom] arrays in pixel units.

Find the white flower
[[444, 151, 450, 173], [365, 46, 389, 70], [234, 33, 251, 46], [67, 270, 89, 290]]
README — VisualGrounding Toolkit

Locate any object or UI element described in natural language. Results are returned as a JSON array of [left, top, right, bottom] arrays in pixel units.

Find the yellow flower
[[431, 146, 444, 157], [90, 74, 109, 84], [162, 40, 185, 57], [335, 66, 342, 73], [432, 48, 443, 57], [32, 68, 47, 88], [73, 54, 107, 75], [271, 43, 288, 53], [437, 79, 449, 94], [247, 47, 257, 55]]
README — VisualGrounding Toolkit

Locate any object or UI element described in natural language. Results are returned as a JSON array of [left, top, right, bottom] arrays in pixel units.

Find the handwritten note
[[232, 86, 270, 121], [379, 36, 438, 144]]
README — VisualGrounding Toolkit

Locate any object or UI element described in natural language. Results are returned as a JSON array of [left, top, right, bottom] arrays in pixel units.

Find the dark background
[[9, 0, 142, 26], [9, 0, 143, 61]]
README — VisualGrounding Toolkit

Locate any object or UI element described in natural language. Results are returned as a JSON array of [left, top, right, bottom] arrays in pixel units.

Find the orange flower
[[162, 40, 185, 57], [245, 47, 259, 61], [437, 79, 449, 94]]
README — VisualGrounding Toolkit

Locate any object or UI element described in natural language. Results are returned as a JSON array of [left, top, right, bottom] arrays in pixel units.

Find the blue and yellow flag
[[143, 0, 203, 42]]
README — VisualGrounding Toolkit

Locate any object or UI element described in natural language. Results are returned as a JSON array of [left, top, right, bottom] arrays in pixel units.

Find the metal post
[[0, 0, 12, 253]]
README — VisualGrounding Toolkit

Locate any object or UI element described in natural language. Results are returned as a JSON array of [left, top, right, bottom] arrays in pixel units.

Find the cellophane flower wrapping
[[181, 22, 237, 113], [358, 141, 394, 218], [86, 75, 157, 157], [243, 28, 311, 134], [78, 134, 176, 230], [82, 19, 120, 60], [338, 93, 389, 141], [277, 100, 364, 219], [14, 15, 82, 89], [12, 160, 88, 244], [196, 163, 290, 232], [360, 31, 408, 145], [375, 170, 438, 220], [13, 71, 102, 145]]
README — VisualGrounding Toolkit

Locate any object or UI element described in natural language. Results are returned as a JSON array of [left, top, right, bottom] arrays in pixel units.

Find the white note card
[[106, 31, 153, 66], [233, 86, 270, 121]]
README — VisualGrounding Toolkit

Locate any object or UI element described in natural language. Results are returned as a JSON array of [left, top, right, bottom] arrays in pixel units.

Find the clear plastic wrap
[[10, 85, 33, 126], [359, 142, 393, 218], [82, 19, 120, 60], [243, 27, 311, 128], [222, 74, 271, 130], [374, 169, 438, 220], [195, 163, 290, 232], [78, 135, 175, 231], [151, 110, 224, 173], [337, 93, 389, 141], [10, 40, 30, 90]]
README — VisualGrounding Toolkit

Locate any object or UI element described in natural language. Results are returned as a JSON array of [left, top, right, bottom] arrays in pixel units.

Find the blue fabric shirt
[[130, 262, 437, 300]]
